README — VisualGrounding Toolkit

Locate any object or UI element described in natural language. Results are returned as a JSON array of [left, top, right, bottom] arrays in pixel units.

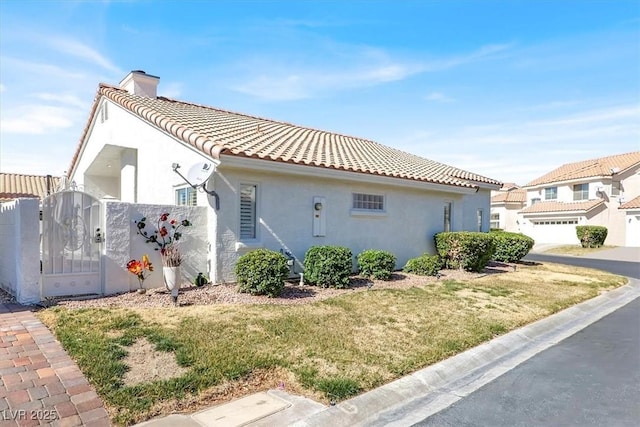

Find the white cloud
[[159, 82, 183, 99], [396, 104, 640, 184], [46, 37, 121, 75], [232, 42, 514, 101], [425, 91, 455, 103], [1, 105, 78, 134], [0, 57, 88, 80], [32, 93, 87, 109]]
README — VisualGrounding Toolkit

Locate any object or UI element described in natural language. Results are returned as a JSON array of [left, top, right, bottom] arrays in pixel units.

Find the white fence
[[0, 199, 41, 304], [0, 197, 208, 304]]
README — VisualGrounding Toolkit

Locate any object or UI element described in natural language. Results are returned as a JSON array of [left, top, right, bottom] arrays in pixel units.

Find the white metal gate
[[41, 190, 102, 297]]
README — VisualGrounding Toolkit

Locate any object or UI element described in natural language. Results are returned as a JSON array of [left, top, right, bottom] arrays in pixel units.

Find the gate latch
[[94, 228, 104, 243]]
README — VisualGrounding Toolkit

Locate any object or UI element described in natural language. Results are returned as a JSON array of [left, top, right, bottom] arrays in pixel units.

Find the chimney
[[119, 70, 160, 98]]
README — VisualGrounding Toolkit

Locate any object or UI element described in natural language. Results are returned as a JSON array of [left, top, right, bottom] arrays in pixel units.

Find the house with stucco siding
[[67, 70, 502, 284], [508, 152, 640, 247], [490, 183, 526, 231]]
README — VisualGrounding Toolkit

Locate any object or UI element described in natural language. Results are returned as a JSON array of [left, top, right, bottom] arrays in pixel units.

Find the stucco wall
[[0, 199, 41, 304], [211, 164, 486, 283], [71, 100, 213, 206], [461, 190, 491, 232], [103, 202, 209, 293]]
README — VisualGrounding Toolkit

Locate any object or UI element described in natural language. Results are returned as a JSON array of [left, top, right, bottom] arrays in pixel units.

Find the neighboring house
[[514, 152, 640, 247], [619, 196, 640, 247], [490, 184, 526, 231], [0, 173, 61, 202], [68, 70, 502, 284]]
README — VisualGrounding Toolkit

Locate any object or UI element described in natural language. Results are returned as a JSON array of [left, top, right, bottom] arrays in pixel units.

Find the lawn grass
[[543, 245, 617, 256], [38, 262, 626, 426]]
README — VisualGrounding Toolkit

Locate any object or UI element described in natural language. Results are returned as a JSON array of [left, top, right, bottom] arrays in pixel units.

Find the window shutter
[[240, 185, 256, 239]]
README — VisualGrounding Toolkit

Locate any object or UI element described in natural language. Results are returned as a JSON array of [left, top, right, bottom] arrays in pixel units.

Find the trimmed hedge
[[304, 246, 352, 288], [235, 249, 289, 297], [434, 232, 495, 272], [403, 253, 442, 276], [357, 250, 396, 280], [576, 226, 608, 248], [490, 231, 535, 262]]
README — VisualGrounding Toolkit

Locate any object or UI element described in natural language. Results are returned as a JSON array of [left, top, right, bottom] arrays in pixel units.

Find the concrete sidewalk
[[0, 302, 110, 426], [138, 277, 640, 427]]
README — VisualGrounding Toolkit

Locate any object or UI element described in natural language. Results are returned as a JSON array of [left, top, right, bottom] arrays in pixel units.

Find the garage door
[[529, 219, 580, 245]]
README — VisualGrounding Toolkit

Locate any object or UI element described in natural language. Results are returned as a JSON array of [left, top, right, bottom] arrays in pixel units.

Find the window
[[490, 213, 500, 229], [477, 209, 483, 232], [352, 193, 384, 211], [573, 183, 588, 201], [175, 187, 197, 206], [532, 219, 578, 225], [531, 198, 541, 205], [544, 187, 557, 200], [239, 184, 257, 240], [99, 101, 108, 123], [611, 181, 621, 197], [443, 202, 452, 232]]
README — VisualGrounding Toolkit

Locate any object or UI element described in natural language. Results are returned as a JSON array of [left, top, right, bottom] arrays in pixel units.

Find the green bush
[[235, 249, 289, 297], [434, 232, 495, 272], [576, 226, 608, 248], [403, 253, 442, 276], [303, 246, 353, 288], [490, 231, 535, 262], [357, 250, 396, 280]]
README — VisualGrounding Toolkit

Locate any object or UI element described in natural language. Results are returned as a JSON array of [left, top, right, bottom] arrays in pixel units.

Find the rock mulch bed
[[44, 263, 513, 309]]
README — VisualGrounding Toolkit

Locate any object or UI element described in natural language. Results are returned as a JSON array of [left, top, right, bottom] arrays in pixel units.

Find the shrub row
[[235, 246, 399, 296], [235, 230, 536, 296], [576, 226, 608, 248]]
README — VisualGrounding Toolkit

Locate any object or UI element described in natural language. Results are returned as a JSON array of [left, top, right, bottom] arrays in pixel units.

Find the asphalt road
[[414, 255, 640, 427], [524, 253, 640, 279]]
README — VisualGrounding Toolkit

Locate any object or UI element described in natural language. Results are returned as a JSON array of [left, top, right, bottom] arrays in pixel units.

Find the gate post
[[16, 199, 41, 304]]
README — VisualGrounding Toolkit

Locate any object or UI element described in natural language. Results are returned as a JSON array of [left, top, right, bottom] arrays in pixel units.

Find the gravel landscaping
[[40, 264, 511, 309]]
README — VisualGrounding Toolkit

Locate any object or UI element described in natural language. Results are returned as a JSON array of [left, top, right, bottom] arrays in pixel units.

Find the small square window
[[175, 187, 197, 206], [544, 187, 557, 200], [573, 183, 588, 201], [352, 193, 384, 211]]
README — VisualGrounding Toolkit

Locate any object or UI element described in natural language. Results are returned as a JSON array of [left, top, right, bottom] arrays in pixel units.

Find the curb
[[284, 278, 640, 427]]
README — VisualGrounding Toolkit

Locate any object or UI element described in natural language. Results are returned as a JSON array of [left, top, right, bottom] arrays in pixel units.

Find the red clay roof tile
[[69, 85, 502, 190]]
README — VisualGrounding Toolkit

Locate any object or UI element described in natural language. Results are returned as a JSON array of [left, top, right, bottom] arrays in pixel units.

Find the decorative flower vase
[[163, 266, 181, 305]]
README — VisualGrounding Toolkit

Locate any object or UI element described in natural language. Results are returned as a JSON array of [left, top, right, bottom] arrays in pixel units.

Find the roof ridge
[[76, 84, 502, 189], [150, 90, 383, 145]]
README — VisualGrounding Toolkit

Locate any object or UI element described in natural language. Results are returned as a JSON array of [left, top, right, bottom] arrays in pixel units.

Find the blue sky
[[1, 0, 638, 185]]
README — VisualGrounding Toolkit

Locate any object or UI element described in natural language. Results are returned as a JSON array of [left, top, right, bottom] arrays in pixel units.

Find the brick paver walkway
[[0, 303, 110, 426]]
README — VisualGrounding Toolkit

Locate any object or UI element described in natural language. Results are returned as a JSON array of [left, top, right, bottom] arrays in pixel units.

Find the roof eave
[[219, 154, 479, 194]]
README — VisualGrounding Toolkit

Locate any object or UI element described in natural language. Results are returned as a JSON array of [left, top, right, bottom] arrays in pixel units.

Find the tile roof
[[0, 173, 61, 202], [69, 85, 501, 190], [619, 195, 640, 210], [525, 151, 640, 187], [520, 199, 605, 215], [491, 188, 526, 204], [500, 182, 520, 191]]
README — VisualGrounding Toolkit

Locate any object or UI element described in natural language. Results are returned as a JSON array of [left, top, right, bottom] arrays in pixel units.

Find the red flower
[[160, 213, 169, 221], [159, 226, 168, 237], [127, 260, 143, 276], [170, 219, 177, 225]]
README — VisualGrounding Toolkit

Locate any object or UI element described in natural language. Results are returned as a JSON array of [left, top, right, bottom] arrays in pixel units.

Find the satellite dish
[[186, 162, 214, 186]]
